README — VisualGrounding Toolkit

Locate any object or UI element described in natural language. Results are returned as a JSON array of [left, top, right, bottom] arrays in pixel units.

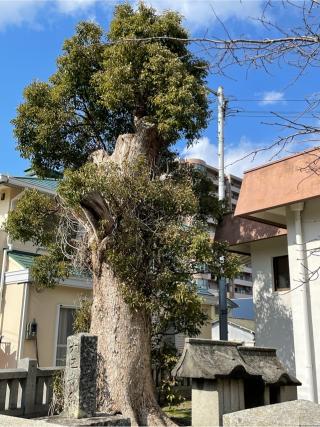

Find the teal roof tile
[[13, 176, 59, 192], [8, 251, 90, 280], [9, 251, 38, 269]]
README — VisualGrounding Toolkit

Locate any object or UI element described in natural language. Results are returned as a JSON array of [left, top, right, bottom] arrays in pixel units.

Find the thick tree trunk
[[88, 124, 176, 426], [90, 263, 175, 426]]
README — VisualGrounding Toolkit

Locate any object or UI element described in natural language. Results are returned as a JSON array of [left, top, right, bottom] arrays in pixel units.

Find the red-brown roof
[[215, 214, 287, 247], [235, 147, 320, 218]]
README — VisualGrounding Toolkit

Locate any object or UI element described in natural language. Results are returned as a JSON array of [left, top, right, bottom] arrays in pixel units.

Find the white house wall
[[211, 322, 254, 344], [251, 235, 295, 375], [286, 198, 320, 402]]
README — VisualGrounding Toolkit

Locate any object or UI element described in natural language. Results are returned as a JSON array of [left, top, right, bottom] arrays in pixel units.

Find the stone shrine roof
[[172, 338, 300, 386]]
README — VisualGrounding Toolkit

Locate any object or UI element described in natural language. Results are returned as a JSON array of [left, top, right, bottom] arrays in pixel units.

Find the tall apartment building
[[185, 158, 253, 299]]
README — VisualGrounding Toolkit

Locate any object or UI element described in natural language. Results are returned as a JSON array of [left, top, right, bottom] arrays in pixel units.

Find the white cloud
[[259, 91, 285, 106], [146, 0, 263, 30], [145, 0, 265, 28], [0, 0, 266, 30], [0, 0, 99, 29], [181, 135, 294, 177], [182, 136, 213, 161], [55, 0, 97, 14], [0, 1, 43, 29]]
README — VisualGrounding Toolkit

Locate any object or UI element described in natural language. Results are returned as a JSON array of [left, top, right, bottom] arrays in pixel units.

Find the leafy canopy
[[12, 3, 209, 177], [7, 3, 239, 339]]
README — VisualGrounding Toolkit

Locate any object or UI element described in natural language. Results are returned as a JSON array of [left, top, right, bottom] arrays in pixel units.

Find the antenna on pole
[[217, 85, 228, 341]]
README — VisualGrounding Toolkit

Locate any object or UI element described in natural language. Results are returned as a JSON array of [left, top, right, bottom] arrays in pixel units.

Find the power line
[[232, 110, 320, 114], [228, 115, 319, 118], [231, 98, 320, 102]]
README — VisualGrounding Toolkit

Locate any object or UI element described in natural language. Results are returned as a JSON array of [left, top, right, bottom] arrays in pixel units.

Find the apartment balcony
[[241, 265, 252, 274], [234, 291, 252, 298], [233, 278, 253, 287]]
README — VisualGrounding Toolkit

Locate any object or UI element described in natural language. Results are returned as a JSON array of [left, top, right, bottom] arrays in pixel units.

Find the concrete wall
[[192, 378, 245, 427], [0, 282, 91, 368], [251, 235, 295, 375], [286, 198, 320, 401], [0, 186, 21, 268], [252, 198, 320, 401], [199, 304, 214, 339], [0, 283, 24, 368], [23, 285, 91, 366]]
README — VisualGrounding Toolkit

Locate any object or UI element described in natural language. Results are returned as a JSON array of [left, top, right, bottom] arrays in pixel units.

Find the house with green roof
[[0, 172, 229, 369], [0, 174, 91, 368]]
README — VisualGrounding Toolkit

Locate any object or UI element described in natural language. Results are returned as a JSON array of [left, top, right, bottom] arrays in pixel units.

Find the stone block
[[223, 399, 320, 426], [44, 414, 131, 426], [192, 379, 220, 427], [64, 334, 98, 419], [18, 358, 38, 415]]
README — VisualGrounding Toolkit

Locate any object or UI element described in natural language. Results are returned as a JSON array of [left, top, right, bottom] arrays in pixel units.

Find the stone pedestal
[[64, 334, 98, 419]]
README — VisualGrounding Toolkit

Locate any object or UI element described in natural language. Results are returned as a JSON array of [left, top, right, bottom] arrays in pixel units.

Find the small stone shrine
[[64, 333, 98, 418], [172, 338, 301, 427]]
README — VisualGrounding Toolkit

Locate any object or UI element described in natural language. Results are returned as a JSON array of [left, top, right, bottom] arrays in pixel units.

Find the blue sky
[[0, 0, 318, 177]]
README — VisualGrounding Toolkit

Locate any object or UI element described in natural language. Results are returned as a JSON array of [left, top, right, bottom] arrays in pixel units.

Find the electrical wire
[[231, 98, 320, 102]]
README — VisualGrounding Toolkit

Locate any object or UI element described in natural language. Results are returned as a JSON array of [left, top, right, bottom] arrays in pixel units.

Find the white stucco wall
[[251, 235, 295, 375], [252, 198, 320, 402], [286, 198, 320, 402], [211, 322, 254, 344]]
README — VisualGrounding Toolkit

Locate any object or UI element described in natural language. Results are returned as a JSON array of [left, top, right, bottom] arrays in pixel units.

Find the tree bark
[[90, 263, 175, 426], [88, 124, 176, 426]]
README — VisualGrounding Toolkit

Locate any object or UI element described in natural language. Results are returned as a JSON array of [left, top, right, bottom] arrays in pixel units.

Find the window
[[55, 306, 76, 366], [194, 164, 206, 173], [273, 255, 290, 291], [195, 278, 209, 290], [0, 192, 5, 201], [231, 191, 239, 200], [237, 272, 252, 281]]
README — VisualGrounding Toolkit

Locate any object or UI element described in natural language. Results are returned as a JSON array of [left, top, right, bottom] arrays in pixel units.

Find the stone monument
[[64, 333, 97, 419]]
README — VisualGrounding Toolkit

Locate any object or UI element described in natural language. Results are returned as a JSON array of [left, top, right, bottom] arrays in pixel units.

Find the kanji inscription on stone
[[64, 333, 98, 418]]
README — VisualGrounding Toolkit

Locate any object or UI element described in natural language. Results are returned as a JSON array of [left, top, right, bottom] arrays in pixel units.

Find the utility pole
[[217, 86, 228, 341], [217, 86, 226, 201]]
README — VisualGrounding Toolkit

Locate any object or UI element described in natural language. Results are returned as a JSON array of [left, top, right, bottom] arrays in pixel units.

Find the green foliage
[[9, 4, 240, 387], [153, 283, 207, 338], [49, 369, 64, 416], [73, 296, 92, 334], [99, 3, 209, 144], [12, 22, 132, 176], [12, 4, 209, 176], [152, 343, 183, 407], [30, 246, 71, 290], [4, 189, 59, 247], [58, 159, 239, 322]]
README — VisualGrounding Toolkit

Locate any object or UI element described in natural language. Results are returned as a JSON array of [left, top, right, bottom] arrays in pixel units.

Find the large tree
[[7, 4, 238, 426]]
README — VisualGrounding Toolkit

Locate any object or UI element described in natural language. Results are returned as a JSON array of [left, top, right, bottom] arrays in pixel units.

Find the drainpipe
[[291, 202, 317, 402], [0, 233, 12, 310], [17, 282, 29, 363], [0, 248, 8, 311]]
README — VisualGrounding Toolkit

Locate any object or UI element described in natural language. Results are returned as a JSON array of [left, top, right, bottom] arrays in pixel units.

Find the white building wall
[[251, 235, 295, 375], [211, 322, 254, 344], [286, 198, 320, 402]]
